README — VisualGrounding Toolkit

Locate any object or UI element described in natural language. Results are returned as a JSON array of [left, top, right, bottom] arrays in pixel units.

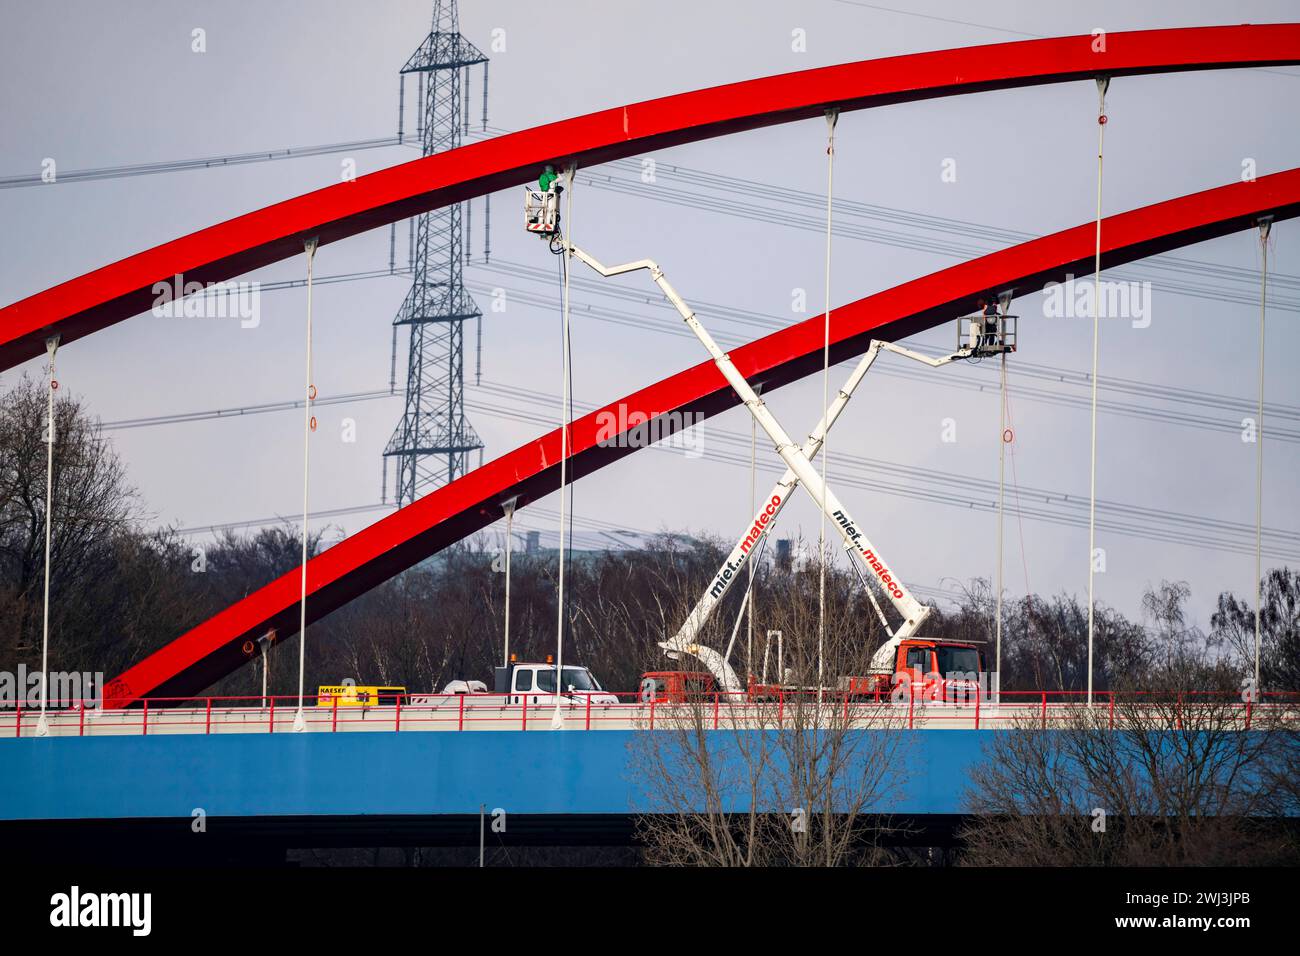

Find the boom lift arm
[[659, 340, 981, 691], [528, 177, 1005, 695], [564, 245, 934, 651]]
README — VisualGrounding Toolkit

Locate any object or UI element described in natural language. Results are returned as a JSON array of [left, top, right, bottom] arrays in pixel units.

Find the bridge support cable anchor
[[818, 106, 840, 703], [1086, 75, 1110, 707], [501, 495, 519, 666], [36, 334, 60, 737], [258, 630, 275, 708], [293, 236, 320, 734], [552, 163, 577, 731], [1253, 215, 1273, 693]]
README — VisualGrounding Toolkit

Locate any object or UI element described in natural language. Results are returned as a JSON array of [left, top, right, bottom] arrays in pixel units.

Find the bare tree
[[960, 648, 1299, 866], [632, 553, 913, 866], [1212, 567, 1300, 691], [0, 378, 158, 679], [924, 578, 1154, 693]]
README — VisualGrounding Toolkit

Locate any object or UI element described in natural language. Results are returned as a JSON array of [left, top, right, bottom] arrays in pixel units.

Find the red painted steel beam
[[103, 170, 1300, 704], [3, 24, 1299, 370]]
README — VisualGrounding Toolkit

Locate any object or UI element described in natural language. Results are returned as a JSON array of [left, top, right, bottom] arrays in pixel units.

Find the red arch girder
[[103, 169, 1300, 704], [3, 24, 1299, 370]]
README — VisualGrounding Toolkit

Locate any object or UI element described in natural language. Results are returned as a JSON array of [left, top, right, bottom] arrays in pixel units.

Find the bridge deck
[[4, 699, 1284, 738]]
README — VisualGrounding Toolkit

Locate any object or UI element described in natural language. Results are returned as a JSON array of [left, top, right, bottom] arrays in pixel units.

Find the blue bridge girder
[[0, 729, 985, 822]]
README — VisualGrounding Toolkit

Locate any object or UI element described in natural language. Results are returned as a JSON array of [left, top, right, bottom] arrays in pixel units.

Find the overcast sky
[[1, 0, 1297, 630]]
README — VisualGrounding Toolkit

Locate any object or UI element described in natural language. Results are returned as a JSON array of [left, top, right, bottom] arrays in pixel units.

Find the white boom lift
[[660, 337, 1005, 692], [525, 176, 1013, 695]]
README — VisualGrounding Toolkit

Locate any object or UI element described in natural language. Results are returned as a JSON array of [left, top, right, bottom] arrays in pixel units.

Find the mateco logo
[[831, 510, 904, 600], [740, 495, 783, 556], [707, 494, 785, 598], [707, 494, 784, 599], [709, 557, 746, 600], [50, 886, 151, 936]]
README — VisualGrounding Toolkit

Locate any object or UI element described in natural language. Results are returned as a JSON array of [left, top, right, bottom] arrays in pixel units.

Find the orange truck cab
[[874, 638, 984, 701]]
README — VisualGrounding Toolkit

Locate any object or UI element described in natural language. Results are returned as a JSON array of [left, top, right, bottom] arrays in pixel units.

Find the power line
[[824, 1, 1300, 80], [465, 383, 1300, 563], [104, 285, 1300, 559], [471, 127, 1300, 304], [11, 122, 1293, 317], [12, 118, 1295, 308], [103, 261, 1300, 559], [460, 272, 1300, 443], [170, 383, 1299, 571], [180, 267, 410, 299], [151, 367, 1290, 562], [101, 251, 1300, 442], [173, 502, 395, 536], [620, 157, 1300, 294], [569, 160, 1300, 313], [0, 136, 404, 189], [100, 388, 399, 431], [101, 282, 1300, 444], [475, 255, 1300, 421]]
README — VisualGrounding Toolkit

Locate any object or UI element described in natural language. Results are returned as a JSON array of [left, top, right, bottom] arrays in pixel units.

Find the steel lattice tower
[[384, 0, 487, 505]]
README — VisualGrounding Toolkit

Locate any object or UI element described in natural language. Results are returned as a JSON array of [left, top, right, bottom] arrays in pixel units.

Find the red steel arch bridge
[[0, 24, 1297, 708]]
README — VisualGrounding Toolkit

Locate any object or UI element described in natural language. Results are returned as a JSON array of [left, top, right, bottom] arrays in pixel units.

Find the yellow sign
[[316, 685, 406, 707]]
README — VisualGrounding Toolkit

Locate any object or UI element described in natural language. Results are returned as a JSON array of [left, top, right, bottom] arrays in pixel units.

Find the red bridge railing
[[1, 689, 1295, 738]]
